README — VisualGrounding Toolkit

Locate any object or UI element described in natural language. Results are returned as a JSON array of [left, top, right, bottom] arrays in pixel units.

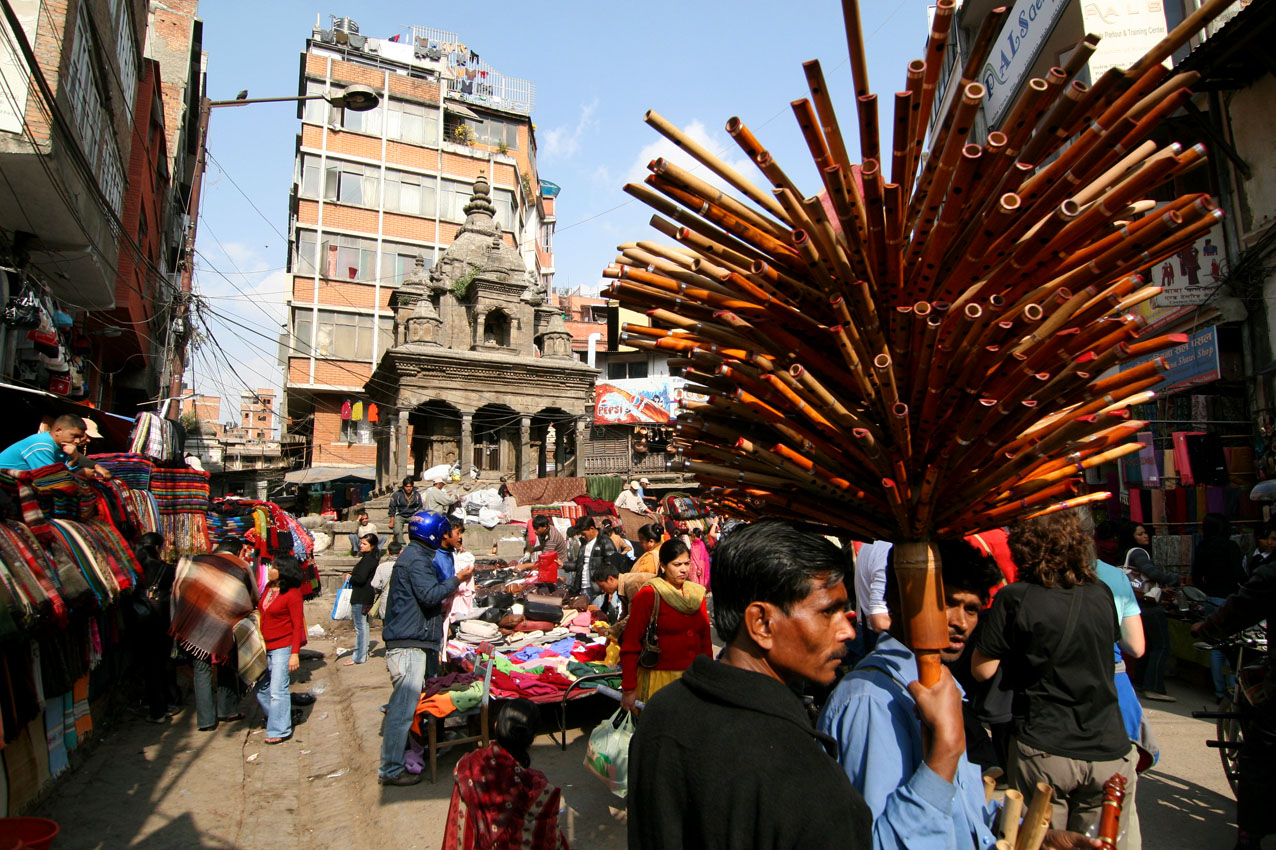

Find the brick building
[[0, 0, 202, 415], [239, 387, 275, 441], [283, 18, 559, 471]]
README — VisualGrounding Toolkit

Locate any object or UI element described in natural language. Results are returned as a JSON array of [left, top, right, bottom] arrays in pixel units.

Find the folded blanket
[[235, 613, 267, 685], [170, 553, 257, 663]]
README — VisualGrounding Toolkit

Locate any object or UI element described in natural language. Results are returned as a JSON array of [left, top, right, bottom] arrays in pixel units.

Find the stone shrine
[[367, 173, 596, 486]]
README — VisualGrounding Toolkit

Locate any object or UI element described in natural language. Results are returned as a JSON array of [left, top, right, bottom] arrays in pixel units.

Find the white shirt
[[581, 537, 597, 589], [854, 541, 892, 625], [614, 490, 647, 513]]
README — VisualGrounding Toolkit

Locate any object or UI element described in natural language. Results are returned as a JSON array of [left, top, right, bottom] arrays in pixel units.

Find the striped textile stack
[[88, 453, 154, 490]]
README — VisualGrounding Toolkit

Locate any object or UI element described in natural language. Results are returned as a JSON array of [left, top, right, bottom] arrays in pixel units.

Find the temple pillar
[[460, 411, 473, 476], [518, 415, 533, 481]]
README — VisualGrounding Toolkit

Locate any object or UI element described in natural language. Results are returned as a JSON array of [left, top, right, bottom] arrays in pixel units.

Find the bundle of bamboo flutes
[[601, 0, 1237, 682]]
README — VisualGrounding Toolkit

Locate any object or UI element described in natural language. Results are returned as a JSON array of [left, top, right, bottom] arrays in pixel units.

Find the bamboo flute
[[803, 60, 864, 191], [644, 110, 788, 222], [1096, 774, 1127, 849], [840, 0, 873, 160], [651, 157, 789, 241], [891, 91, 913, 186], [903, 60, 926, 190], [1062, 33, 1101, 79], [1000, 789, 1024, 847], [908, 84, 986, 272], [646, 174, 803, 262], [1018, 77, 1087, 166]]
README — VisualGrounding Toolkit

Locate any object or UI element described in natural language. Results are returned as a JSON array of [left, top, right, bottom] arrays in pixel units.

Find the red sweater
[[620, 584, 712, 691], [259, 586, 305, 652]]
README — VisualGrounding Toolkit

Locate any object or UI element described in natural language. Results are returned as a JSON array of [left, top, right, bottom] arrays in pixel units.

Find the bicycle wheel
[[1217, 697, 1243, 797]]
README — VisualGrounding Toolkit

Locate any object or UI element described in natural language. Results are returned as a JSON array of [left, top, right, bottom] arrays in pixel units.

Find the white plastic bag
[[330, 577, 352, 621], [584, 708, 635, 798]]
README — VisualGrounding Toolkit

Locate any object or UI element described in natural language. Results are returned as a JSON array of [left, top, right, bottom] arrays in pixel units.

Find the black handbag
[[638, 593, 662, 668]]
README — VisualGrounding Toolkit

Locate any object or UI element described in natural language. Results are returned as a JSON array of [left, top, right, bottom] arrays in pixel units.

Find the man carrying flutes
[[818, 539, 1102, 850]]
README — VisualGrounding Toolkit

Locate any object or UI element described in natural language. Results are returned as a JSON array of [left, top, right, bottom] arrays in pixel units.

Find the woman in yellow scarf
[[620, 540, 713, 710]]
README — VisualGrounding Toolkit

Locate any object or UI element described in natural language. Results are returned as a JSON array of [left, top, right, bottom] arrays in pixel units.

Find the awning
[[444, 100, 482, 121], [284, 466, 376, 484]]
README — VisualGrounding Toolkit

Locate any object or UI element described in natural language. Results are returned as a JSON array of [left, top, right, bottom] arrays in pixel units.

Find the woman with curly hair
[[971, 510, 1136, 844]]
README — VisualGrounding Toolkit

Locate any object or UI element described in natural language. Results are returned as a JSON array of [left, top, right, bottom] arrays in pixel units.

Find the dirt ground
[[32, 598, 627, 850], [31, 597, 1241, 850]]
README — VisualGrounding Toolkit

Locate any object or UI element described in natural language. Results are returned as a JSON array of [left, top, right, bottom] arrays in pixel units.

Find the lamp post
[[165, 85, 380, 417]]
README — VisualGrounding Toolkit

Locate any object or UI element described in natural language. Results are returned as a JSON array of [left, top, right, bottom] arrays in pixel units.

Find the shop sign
[[1080, 2, 1170, 80], [982, 0, 1070, 126], [1151, 326, 1221, 393], [1152, 220, 1227, 308], [594, 377, 704, 425]]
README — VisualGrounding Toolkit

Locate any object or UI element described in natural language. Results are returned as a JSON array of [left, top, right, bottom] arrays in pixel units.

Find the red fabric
[[515, 620, 556, 632], [536, 552, 560, 584], [442, 744, 569, 850], [571, 495, 617, 518], [490, 669, 562, 698], [571, 643, 607, 662], [965, 528, 1016, 601], [620, 585, 712, 691], [258, 586, 305, 652]]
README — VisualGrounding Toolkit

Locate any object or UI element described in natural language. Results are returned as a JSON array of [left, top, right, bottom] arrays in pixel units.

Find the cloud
[[541, 98, 599, 160]]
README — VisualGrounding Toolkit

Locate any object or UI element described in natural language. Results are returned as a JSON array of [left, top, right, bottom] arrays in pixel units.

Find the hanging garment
[[340, 401, 352, 421], [351, 401, 363, 421], [367, 403, 379, 423]]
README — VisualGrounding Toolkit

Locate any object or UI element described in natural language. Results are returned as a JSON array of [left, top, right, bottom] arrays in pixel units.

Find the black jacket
[[382, 541, 457, 651], [628, 656, 872, 850], [569, 532, 615, 593], [387, 487, 423, 519], [349, 550, 378, 607], [1193, 536, 1246, 599], [1201, 557, 1276, 649]]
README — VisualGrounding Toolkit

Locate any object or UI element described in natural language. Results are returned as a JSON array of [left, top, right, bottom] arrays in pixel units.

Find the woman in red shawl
[[442, 698, 569, 850]]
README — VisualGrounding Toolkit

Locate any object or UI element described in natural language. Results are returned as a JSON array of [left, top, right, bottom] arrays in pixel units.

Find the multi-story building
[[180, 387, 220, 423], [284, 17, 557, 471], [0, 0, 201, 417], [239, 388, 275, 441]]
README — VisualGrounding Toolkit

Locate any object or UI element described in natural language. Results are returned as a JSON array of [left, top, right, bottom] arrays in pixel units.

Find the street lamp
[[165, 85, 381, 416]]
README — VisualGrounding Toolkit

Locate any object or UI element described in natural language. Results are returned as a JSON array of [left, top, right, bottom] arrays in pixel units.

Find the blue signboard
[[1151, 326, 1220, 394]]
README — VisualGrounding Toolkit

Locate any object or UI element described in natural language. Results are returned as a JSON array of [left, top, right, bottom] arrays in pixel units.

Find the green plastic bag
[[584, 708, 634, 798]]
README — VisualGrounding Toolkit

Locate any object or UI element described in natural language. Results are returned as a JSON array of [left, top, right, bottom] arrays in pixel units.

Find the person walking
[[627, 521, 871, 850], [1118, 521, 1177, 702], [378, 511, 474, 786], [972, 510, 1137, 844], [619, 539, 712, 709], [133, 532, 178, 723], [1192, 512, 1246, 701], [254, 555, 306, 744], [387, 476, 422, 545], [345, 533, 379, 665]]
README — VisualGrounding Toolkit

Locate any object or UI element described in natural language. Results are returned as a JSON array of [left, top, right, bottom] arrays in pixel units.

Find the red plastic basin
[[0, 817, 58, 850]]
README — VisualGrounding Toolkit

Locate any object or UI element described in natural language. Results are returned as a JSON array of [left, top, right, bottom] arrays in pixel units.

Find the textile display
[[169, 553, 257, 663], [571, 495, 618, 518], [506, 477, 587, 506], [129, 413, 181, 462], [86, 453, 154, 490], [661, 494, 709, 520], [21, 463, 96, 522], [150, 468, 211, 514], [126, 489, 161, 535], [529, 503, 585, 521], [585, 475, 625, 503], [0, 522, 65, 626]]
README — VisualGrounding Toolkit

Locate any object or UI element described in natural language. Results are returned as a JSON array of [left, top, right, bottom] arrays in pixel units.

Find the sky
[[188, 0, 930, 428]]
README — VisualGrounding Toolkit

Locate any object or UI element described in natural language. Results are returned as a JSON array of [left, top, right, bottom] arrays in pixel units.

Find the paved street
[[32, 599, 1235, 849]]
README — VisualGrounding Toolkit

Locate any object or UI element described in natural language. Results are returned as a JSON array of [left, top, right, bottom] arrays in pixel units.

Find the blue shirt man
[[0, 414, 101, 475]]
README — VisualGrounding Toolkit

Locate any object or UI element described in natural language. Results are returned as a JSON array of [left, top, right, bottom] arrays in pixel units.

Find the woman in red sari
[[442, 699, 569, 850]]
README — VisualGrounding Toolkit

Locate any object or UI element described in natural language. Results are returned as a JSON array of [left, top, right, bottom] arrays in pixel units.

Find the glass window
[[114, 1, 137, 113], [607, 362, 626, 381], [300, 154, 321, 197], [324, 161, 379, 208], [292, 310, 312, 355], [332, 234, 377, 281], [386, 100, 439, 145], [439, 178, 471, 223], [295, 230, 317, 275], [492, 189, 516, 232], [377, 317, 394, 360], [302, 79, 329, 124], [383, 168, 435, 216], [380, 242, 433, 285], [628, 360, 649, 379], [342, 99, 383, 135]]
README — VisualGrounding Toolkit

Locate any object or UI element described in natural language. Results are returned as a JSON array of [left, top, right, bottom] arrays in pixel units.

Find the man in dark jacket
[[569, 515, 615, 595], [387, 476, 423, 545], [628, 520, 872, 850], [1195, 553, 1276, 848], [377, 511, 472, 786]]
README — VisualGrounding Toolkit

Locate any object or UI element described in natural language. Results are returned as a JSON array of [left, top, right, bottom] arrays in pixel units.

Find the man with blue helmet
[[378, 510, 474, 786]]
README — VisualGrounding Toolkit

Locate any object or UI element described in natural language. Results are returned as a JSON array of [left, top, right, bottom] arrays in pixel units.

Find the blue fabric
[[381, 540, 457, 650], [254, 647, 293, 738], [379, 646, 432, 779], [510, 645, 552, 662], [352, 602, 369, 663], [817, 634, 998, 850], [548, 637, 578, 657], [0, 431, 60, 470], [433, 547, 455, 581]]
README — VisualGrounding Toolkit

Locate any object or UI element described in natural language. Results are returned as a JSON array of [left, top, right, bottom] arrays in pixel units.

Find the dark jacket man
[[382, 539, 457, 652], [569, 517, 615, 595]]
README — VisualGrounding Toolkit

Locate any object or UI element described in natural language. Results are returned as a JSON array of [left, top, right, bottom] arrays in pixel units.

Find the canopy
[[284, 466, 376, 484]]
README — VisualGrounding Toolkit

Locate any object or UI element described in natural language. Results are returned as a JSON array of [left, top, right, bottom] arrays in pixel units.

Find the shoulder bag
[[638, 591, 662, 668], [1122, 547, 1162, 603]]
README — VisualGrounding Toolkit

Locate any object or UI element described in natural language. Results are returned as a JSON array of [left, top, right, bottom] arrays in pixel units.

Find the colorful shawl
[[170, 553, 257, 663], [87, 452, 154, 489], [442, 744, 569, 850], [130, 413, 180, 462], [234, 612, 267, 685], [150, 468, 210, 514]]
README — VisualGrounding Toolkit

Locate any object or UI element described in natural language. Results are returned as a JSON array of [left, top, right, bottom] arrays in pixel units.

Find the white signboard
[[1152, 220, 1226, 308], [1080, 2, 1170, 79], [0, 1, 39, 135], [982, 0, 1070, 126]]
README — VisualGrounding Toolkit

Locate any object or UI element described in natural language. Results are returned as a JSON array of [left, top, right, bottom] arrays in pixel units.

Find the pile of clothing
[[208, 498, 319, 598], [129, 412, 183, 463], [149, 467, 211, 560]]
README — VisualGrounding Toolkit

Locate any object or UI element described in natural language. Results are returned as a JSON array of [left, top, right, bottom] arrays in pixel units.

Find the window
[[448, 113, 520, 150], [324, 160, 379, 207], [438, 178, 471, 223], [341, 98, 383, 135], [291, 308, 391, 362], [540, 222, 554, 253], [299, 154, 322, 197], [492, 189, 517, 232], [295, 229, 319, 275], [301, 79, 330, 124], [607, 361, 649, 380], [329, 234, 379, 281], [380, 241, 433, 285], [384, 168, 435, 216], [114, 1, 137, 113], [63, 6, 124, 214], [386, 100, 438, 144]]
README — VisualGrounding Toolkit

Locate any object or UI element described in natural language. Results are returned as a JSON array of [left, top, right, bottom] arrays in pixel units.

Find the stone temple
[[366, 173, 597, 487]]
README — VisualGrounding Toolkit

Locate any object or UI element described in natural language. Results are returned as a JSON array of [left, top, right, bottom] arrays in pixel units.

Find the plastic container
[[0, 836, 25, 850], [0, 817, 58, 850]]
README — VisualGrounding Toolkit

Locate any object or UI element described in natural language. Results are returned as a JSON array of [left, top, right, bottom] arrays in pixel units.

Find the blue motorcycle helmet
[[408, 510, 451, 548]]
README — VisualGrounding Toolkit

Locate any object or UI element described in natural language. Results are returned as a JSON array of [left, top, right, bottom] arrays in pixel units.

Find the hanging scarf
[[647, 576, 706, 614], [169, 553, 257, 663], [442, 744, 569, 850]]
